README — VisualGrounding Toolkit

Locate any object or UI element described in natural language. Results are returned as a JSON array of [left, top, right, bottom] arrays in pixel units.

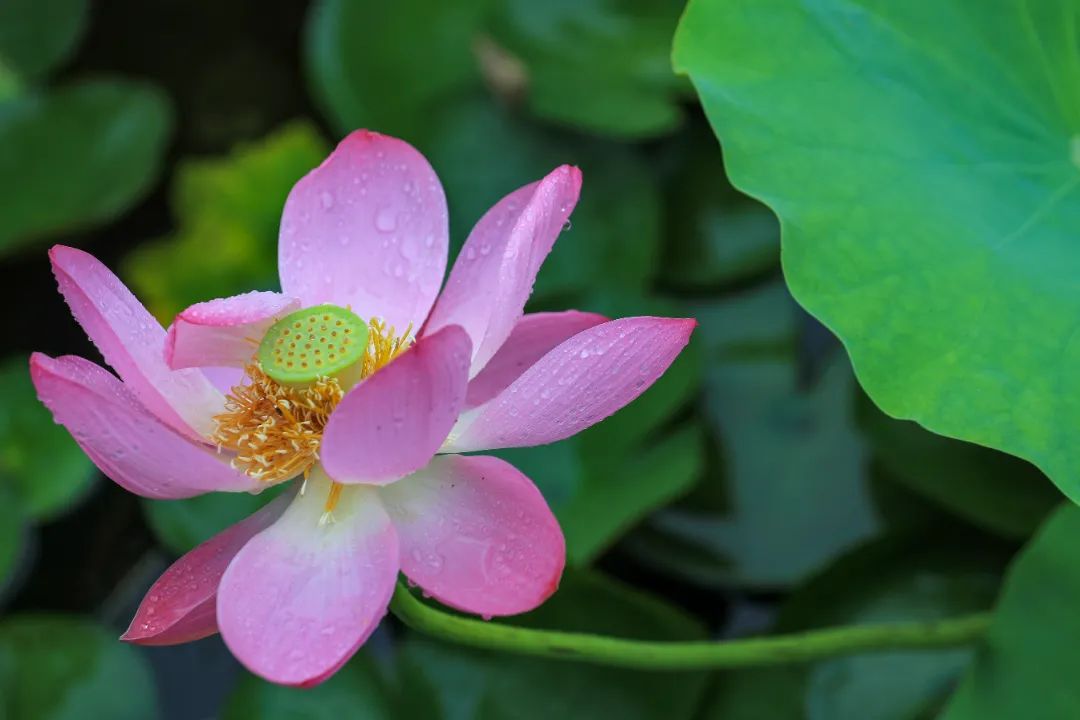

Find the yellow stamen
[[211, 364, 343, 485], [212, 316, 414, 504], [363, 318, 413, 378], [323, 481, 344, 515]]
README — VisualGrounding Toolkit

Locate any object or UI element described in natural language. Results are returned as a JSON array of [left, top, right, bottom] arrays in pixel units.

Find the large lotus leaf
[[674, 0, 1080, 500], [858, 391, 1061, 539]]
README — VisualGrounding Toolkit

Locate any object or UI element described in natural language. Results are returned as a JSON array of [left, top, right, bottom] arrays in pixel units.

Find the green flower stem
[[389, 583, 991, 670]]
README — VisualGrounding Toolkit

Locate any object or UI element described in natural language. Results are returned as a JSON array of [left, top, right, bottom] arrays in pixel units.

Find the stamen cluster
[[212, 363, 343, 483], [211, 317, 412, 484]]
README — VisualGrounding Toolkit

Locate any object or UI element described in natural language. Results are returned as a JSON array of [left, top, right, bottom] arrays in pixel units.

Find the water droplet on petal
[[375, 205, 398, 232]]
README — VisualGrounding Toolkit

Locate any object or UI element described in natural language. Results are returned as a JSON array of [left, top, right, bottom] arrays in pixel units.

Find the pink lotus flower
[[31, 130, 695, 686]]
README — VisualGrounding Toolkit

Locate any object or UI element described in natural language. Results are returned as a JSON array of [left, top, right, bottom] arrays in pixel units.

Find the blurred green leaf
[[619, 519, 731, 588], [0, 355, 94, 520], [425, 98, 554, 246], [943, 503, 1080, 719], [304, 0, 490, 141], [564, 422, 705, 564], [489, 0, 686, 137], [0, 482, 26, 592], [858, 393, 1061, 539], [497, 422, 705, 567], [659, 125, 779, 291], [865, 463, 965, 536], [393, 654, 446, 719], [427, 99, 661, 302], [403, 569, 708, 720], [674, 0, 1080, 504], [223, 653, 392, 720], [782, 535, 1003, 720], [305, 0, 684, 140], [699, 667, 805, 720], [702, 534, 1004, 720], [124, 121, 328, 321], [0, 79, 172, 256], [142, 485, 283, 556], [0, 0, 87, 83], [495, 438, 583, 516], [0, 61, 20, 102], [0, 615, 157, 720], [675, 283, 879, 588]]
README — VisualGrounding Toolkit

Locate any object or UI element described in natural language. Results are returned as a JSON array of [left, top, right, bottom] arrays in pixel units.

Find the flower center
[[257, 304, 369, 386], [212, 310, 412, 496]]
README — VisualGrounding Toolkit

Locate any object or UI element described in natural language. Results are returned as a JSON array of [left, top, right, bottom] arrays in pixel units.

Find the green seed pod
[[258, 304, 368, 386]]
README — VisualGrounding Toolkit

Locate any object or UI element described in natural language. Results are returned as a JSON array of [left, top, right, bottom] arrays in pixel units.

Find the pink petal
[[321, 325, 471, 486], [30, 353, 260, 498], [217, 471, 399, 687], [278, 130, 448, 333], [380, 455, 564, 616], [49, 245, 223, 439], [166, 291, 301, 369], [423, 166, 582, 376], [122, 491, 292, 646], [445, 317, 696, 452], [465, 310, 607, 409]]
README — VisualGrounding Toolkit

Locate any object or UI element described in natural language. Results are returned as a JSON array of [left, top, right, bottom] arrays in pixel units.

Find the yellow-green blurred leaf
[[124, 121, 328, 322]]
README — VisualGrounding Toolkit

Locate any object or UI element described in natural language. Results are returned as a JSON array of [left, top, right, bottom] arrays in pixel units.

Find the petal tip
[[28, 350, 49, 372], [649, 315, 698, 337], [337, 128, 414, 157], [546, 164, 583, 194], [47, 244, 93, 275], [118, 613, 162, 645], [677, 317, 699, 340], [672, 316, 698, 332], [118, 626, 142, 644], [28, 351, 61, 389], [47, 243, 75, 262]]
